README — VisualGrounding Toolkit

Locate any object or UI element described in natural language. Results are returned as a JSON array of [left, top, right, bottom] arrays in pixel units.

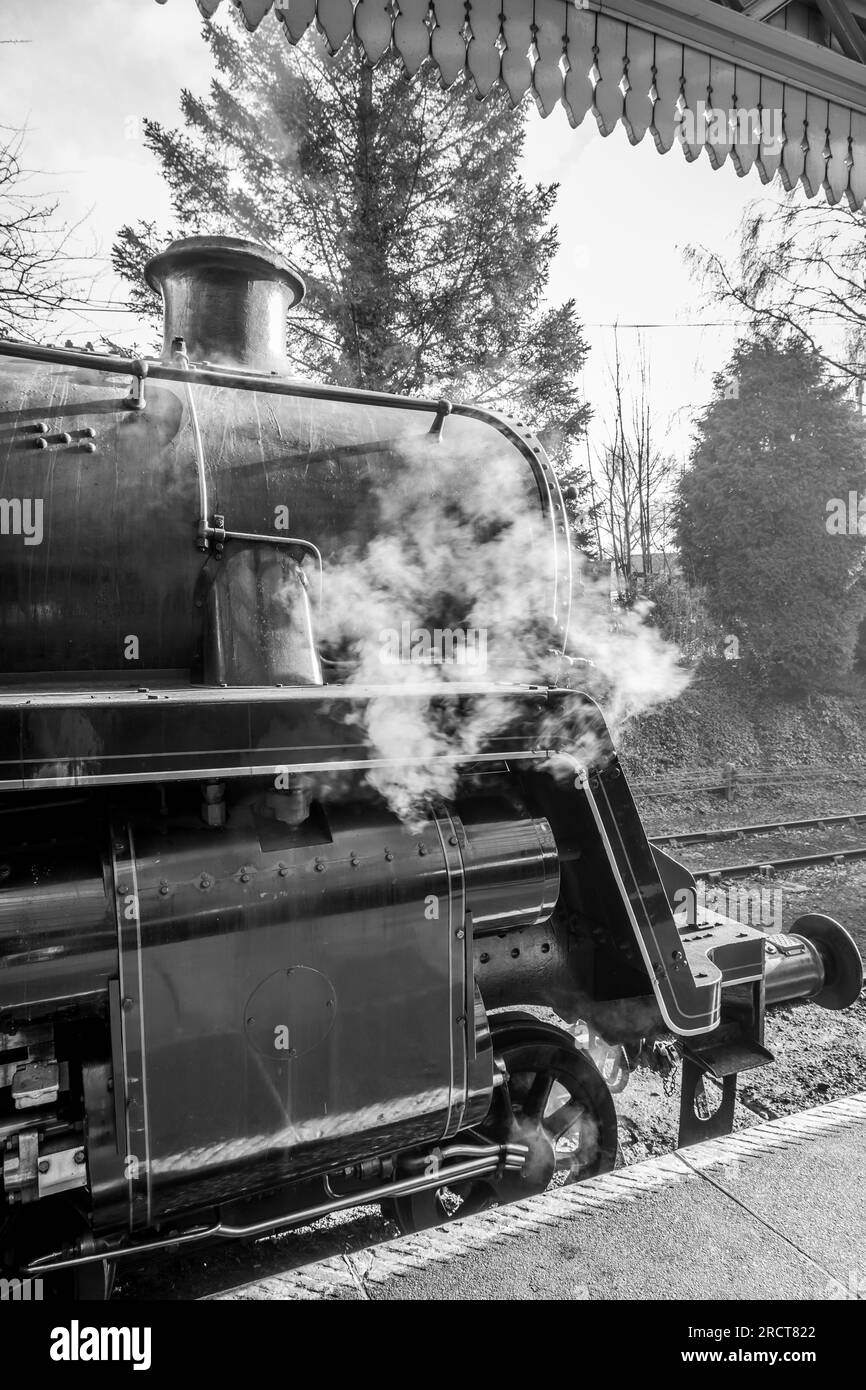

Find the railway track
[[632, 766, 866, 797], [695, 845, 866, 879], [650, 812, 866, 881], [652, 812, 866, 848]]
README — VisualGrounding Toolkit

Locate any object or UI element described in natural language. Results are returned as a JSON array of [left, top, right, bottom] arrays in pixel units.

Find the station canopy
[[177, 1, 866, 207]]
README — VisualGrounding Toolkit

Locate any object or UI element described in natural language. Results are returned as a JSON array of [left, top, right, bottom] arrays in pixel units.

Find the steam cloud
[[309, 430, 689, 820]]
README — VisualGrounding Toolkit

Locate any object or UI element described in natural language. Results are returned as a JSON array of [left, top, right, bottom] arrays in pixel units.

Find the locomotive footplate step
[[679, 1037, 776, 1080], [208, 1095, 866, 1302], [676, 1037, 776, 1147]]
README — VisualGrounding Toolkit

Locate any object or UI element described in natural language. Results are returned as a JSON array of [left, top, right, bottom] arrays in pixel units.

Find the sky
[[0, 0, 798, 468]]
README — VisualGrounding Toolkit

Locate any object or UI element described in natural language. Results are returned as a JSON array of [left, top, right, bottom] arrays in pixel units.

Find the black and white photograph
[[0, 0, 864, 1362]]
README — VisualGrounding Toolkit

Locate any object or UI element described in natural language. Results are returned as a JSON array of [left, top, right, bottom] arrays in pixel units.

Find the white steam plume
[[307, 431, 688, 818]]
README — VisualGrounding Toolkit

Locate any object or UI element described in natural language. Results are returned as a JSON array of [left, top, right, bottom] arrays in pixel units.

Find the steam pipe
[[173, 334, 324, 604], [24, 1142, 528, 1273], [173, 348, 211, 552]]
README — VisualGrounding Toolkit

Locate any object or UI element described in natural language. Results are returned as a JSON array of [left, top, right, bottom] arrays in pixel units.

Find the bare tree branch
[[0, 123, 98, 340], [686, 196, 866, 389]]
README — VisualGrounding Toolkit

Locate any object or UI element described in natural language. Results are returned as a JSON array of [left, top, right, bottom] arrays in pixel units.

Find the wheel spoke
[[544, 1099, 586, 1141], [521, 1069, 555, 1120], [392, 1028, 618, 1236]]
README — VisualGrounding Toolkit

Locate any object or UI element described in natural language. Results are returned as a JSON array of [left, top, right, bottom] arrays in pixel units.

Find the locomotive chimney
[[144, 235, 305, 373]]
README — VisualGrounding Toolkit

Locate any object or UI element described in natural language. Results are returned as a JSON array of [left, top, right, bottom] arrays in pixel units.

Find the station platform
[[209, 1092, 866, 1301]]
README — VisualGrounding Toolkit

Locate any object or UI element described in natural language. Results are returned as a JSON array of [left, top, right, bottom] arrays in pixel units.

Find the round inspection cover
[[243, 966, 337, 1060]]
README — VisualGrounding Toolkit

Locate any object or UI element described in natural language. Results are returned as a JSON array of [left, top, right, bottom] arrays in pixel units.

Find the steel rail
[[696, 845, 866, 879], [652, 812, 866, 848], [632, 768, 866, 792]]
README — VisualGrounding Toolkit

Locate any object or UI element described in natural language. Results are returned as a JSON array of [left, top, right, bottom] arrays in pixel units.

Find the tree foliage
[[112, 16, 592, 539], [675, 338, 866, 691], [687, 198, 866, 391]]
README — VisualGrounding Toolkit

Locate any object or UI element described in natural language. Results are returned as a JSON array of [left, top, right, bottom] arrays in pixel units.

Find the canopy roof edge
[[174, 0, 866, 209]]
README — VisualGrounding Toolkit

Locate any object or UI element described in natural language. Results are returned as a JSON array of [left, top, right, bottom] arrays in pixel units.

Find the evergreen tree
[[113, 15, 593, 542], [675, 338, 866, 690]]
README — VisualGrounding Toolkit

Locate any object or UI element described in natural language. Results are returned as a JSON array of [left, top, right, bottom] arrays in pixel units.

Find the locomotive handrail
[[0, 336, 447, 411], [167, 339, 325, 601]]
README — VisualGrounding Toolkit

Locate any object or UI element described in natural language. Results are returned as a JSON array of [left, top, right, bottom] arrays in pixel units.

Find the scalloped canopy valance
[[167, 0, 866, 208]]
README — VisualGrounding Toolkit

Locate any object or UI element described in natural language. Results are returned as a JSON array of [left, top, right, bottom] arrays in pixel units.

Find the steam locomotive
[[0, 237, 861, 1298]]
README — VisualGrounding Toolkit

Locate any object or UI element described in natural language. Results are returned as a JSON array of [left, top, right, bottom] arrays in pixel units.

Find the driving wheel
[[389, 1018, 618, 1235]]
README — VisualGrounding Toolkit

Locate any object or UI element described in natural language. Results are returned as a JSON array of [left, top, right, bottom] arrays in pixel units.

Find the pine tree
[[675, 338, 866, 690], [112, 15, 593, 544]]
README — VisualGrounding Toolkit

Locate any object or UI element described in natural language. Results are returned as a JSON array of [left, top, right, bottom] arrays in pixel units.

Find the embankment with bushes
[[619, 666, 866, 784]]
